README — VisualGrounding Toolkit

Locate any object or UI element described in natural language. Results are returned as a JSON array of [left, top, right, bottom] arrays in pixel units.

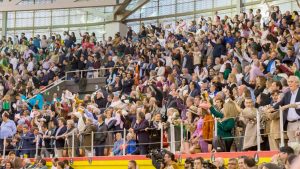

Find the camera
[[146, 149, 168, 169], [202, 160, 217, 169]]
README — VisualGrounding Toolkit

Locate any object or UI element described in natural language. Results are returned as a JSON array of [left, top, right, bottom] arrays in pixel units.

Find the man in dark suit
[[8, 151, 23, 169], [53, 118, 67, 157], [95, 114, 107, 156], [130, 112, 149, 155], [41, 124, 52, 157], [19, 125, 35, 158], [81, 118, 97, 156], [273, 76, 300, 143]]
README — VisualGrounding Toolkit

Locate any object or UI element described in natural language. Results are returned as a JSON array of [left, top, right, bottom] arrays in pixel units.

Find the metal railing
[[0, 105, 293, 159], [65, 67, 123, 80]]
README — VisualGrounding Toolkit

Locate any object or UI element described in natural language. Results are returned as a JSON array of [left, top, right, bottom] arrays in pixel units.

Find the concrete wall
[[42, 77, 106, 101], [104, 22, 127, 39]]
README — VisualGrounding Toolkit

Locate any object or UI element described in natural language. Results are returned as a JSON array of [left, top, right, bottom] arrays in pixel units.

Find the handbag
[[212, 136, 226, 152]]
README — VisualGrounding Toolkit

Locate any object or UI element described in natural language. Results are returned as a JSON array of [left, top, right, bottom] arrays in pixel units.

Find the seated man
[[113, 133, 124, 156]]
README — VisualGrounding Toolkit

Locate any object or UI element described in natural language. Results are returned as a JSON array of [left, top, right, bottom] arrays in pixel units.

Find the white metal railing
[[1, 104, 297, 160], [65, 67, 123, 79]]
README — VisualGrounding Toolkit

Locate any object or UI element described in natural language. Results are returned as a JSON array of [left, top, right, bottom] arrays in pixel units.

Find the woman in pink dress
[[190, 107, 208, 153]]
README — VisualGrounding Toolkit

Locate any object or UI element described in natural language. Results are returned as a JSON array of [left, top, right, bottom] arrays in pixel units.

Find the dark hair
[[129, 160, 137, 167], [39, 159, 47, 166], [63, 159, 70, 165], [194, 157, 204, 163], [280, 146, 294, 155], [244, 157, 256, 167], [57, 161, 65, 168], [165, 151, 176, 162], [2, 111, 9, 118], [274, 81, 283, 90]]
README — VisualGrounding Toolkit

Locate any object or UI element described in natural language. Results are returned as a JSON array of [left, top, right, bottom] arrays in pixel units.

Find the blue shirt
[[126, 140, 136, 154], [36, 94, 44, 109], [33, 38, 41, 49], [0, 120, 17, 139], [113, 139, 124, 156]]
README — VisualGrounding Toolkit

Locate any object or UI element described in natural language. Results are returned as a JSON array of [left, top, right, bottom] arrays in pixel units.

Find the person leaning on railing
[[206, 99, 240, 152], [273, 76, 300, 145]]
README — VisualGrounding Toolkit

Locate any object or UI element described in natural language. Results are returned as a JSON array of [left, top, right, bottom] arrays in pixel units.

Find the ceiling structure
[[0, 0, 124, 11]]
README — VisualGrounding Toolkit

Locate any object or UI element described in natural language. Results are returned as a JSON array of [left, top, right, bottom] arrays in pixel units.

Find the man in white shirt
[[274, 76, 300, 143]]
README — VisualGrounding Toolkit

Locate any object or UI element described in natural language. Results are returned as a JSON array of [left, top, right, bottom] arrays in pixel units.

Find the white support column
[[104, 22, 127, 40], [2, 11, 7, 38]]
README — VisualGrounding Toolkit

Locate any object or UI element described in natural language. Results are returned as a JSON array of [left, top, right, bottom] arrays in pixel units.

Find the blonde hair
[[223, 100, 240, 118]]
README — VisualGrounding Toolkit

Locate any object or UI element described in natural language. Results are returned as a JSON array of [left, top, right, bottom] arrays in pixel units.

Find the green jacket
[[209, 106, 235, 139]]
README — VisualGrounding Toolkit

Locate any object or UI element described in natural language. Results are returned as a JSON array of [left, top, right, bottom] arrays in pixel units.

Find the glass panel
[[51, 28, 66, 36], [7, 12, 15, 29], [52, 9, 69, 26], [34, 10, 51, 27], [159, 5, 175, 15], [196, 0, 213, 10], [214, 0, 231, 8], [7, 30, 15, 38], [15, 11, 33, 27], [159, 0, 176, 5], [177, 2, 194, 13], [127, 22, 140, 33], [141, 7, 158, 18], [159, 17, 176, 28], [86, 7, 103, 23], [127, 9, 141, 19], [87, 25, 105, 42], [34, 29, 50, 37], [70, 8, 86, 24], [18, 30, 33, 39]]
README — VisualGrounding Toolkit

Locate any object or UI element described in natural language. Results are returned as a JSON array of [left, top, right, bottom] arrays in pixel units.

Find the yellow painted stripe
[[46, 158, 272, 169]]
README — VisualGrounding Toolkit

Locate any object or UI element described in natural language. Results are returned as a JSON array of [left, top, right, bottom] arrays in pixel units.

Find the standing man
[[0, 112, 16, 149], [19, 125, 35, 158], [95, 114, 107, 156], [273, 76, 300, 144], [53, 118, 67, 157]]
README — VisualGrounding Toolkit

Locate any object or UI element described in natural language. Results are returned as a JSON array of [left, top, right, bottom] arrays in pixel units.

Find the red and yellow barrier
[[43, 151, 278, 169]]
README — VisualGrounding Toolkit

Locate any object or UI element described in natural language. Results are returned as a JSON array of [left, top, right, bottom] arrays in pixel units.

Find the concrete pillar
[[237, 0, 242, 14], [104, 22, 127, 40], [2, 11, 7, 38]]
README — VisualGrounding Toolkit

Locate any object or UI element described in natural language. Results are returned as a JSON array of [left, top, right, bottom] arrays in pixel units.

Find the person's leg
[[99, 145, 105, 156], [224, 139, 233, 152]]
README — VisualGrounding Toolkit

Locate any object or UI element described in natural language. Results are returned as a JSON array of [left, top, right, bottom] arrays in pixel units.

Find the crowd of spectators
[[1, 1, 300, 168]]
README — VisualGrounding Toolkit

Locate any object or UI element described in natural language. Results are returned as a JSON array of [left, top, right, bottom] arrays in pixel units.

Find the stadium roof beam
[[0, 0, 124, 11], [116, 0, 149, 21], [113, 0, 131, 16]]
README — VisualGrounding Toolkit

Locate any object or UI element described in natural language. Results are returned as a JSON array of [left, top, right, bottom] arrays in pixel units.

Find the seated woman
[[125, 133, 137, 155]]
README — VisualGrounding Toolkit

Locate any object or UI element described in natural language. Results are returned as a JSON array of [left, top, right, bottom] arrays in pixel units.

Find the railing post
[[2, 137, 6, 159], [214, 118, 218, 137], [160, 123, 163, 149], [170, 124, 175, 154], [279, 106, 284, 147], [256, 110, 261, 151], [72, 131, 75, 158], [35, 135, 39, 158], [91, 131, 94, 157], [180, 121, 184, 152], [123, 128, 126, 156]]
